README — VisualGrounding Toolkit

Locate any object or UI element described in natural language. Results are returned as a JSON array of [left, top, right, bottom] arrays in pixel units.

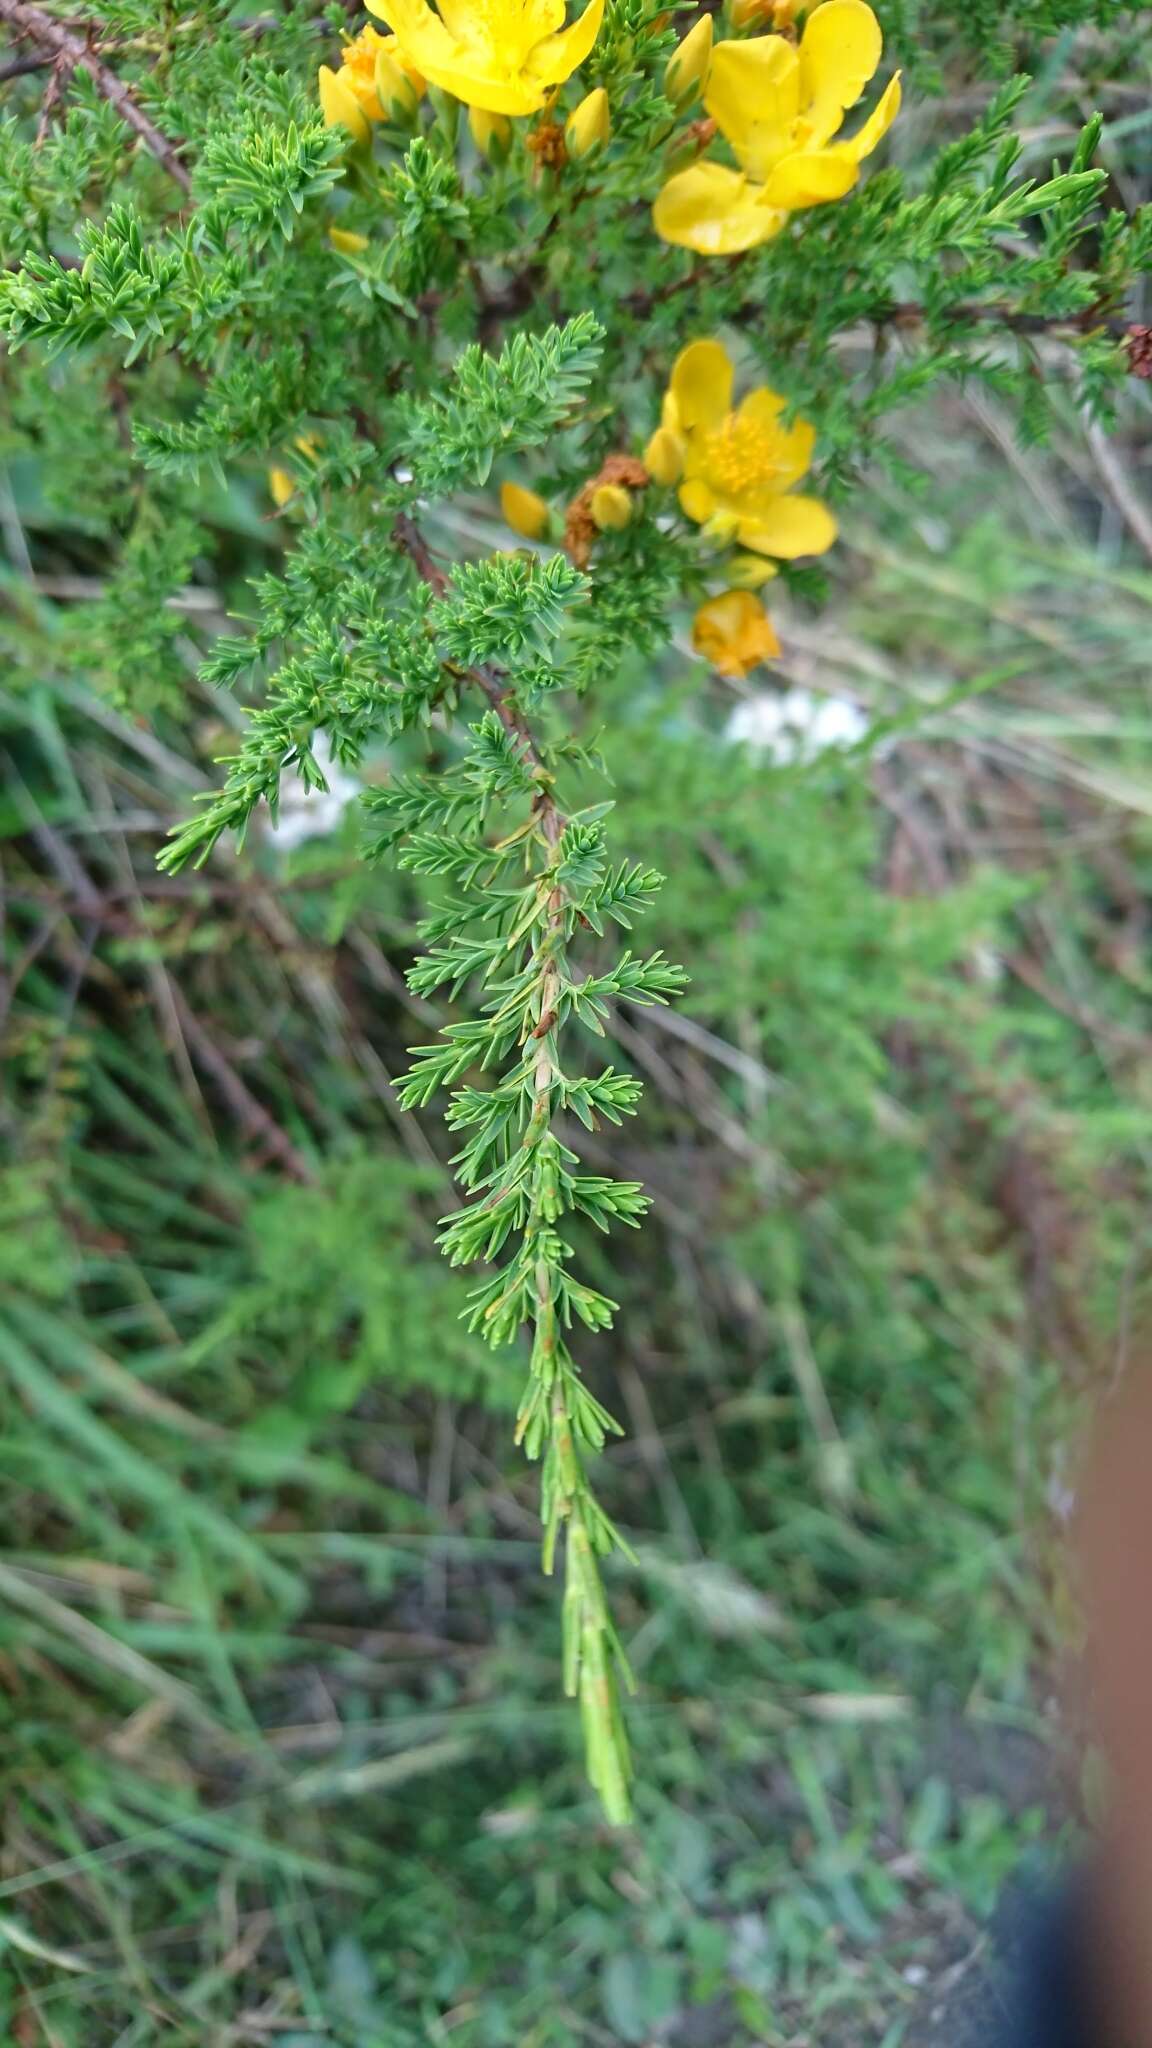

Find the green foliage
[[1, 0, 1150, 1862]]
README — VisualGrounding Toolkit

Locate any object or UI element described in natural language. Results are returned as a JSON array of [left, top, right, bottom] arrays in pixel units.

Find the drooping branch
[[392, 511, 551, 780], [0, 0, 191, 191]]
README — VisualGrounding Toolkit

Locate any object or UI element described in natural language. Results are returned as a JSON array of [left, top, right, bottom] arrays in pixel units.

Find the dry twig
[[0, 0, 191, 190]]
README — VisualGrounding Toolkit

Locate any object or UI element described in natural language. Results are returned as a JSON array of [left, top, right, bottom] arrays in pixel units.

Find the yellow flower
[[320, 25, 424, 133], [364, 0, 606, 114], [658, 338, 837, 560], [566, 85, 610, 158], [470, 105, 514, 159], [654, 0, 900, 254], [589, 482, 632, 530], [501, 480, 551, 539], [268, 467, 296, 508], [664, 13, 713, 105], [692, 589, 780, 676]]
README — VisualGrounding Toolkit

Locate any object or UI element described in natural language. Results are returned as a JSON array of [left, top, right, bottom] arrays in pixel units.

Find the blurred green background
[[3, 30, 1152, 2048]]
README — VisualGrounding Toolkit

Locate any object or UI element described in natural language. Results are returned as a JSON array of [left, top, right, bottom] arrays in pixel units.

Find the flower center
[[704, 418, 782, 498]]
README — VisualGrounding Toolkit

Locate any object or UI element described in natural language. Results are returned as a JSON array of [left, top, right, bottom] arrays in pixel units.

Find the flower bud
[[469, 105, 514, 162], [500, 480, 550, 541], [727, 552, 779, 589], [590, 483, 633, 532], [268, 467, 295, 508], [664, 14, 713, 105], [319, 64, 372, 146], [329, 226, 370, 255], [375, 46, 421, 122], [642, 425, 684, 486], [428, 86, 460, 144], [565, 87, 610, 161]]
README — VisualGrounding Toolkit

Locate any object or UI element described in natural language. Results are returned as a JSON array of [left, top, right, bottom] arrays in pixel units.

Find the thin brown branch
[[0, 47, 49, 79], [0, 0, 191, 190], [875, 294, 1126, 339]]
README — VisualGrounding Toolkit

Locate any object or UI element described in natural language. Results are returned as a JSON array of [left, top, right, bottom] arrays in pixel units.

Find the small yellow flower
[[692, 589, 780, 676], [470, 105, 514, 159], [365, 0, 606, 114], [329, 226, 371, 254], [658, 339, 837, 560], [589, 482, 633, 530], [501, 480, 551, 539], [320, 25, 424, 134], [664, 13, 713, 104], [566, 85, 610, 158], [268, 467, 296, 508], [654, 0, 900, 254]]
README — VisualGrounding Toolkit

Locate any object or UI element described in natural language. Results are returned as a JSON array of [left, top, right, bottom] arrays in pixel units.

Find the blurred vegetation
[[2, 2, 1152, 2042]]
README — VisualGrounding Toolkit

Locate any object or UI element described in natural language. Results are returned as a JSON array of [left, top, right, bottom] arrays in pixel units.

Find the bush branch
[[0, 0, 191, 190]]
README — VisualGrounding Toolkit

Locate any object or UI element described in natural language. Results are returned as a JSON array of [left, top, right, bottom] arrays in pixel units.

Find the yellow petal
[[679, 478, 716, 523], [366, 0, 546, 112], [837, 68, 901, 162], [704, 35, 799, 173], [446, 68, 550, 112], [502, 0, 566, 47], [501, 480, 550, 540], [590, 483, 633, 530], [670, 340, 733, 433], [364, 0, 451, 57], [798, 0, 882, 147], [737, 494, 838, 559], [692, 589, 780, 676], [653, 162, 787, 255], [342, 68, 387, 119], [661, 389, 682, 434], [268, 467, 295, 508], [523, 0, 607, 87], [643, 425, 684, 486], [329, 225, 370, 253], [761, 147, 861, 209], [665, 14, 713, 104], [734, 385, 784, 431], [318, 64, 372, 144]]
